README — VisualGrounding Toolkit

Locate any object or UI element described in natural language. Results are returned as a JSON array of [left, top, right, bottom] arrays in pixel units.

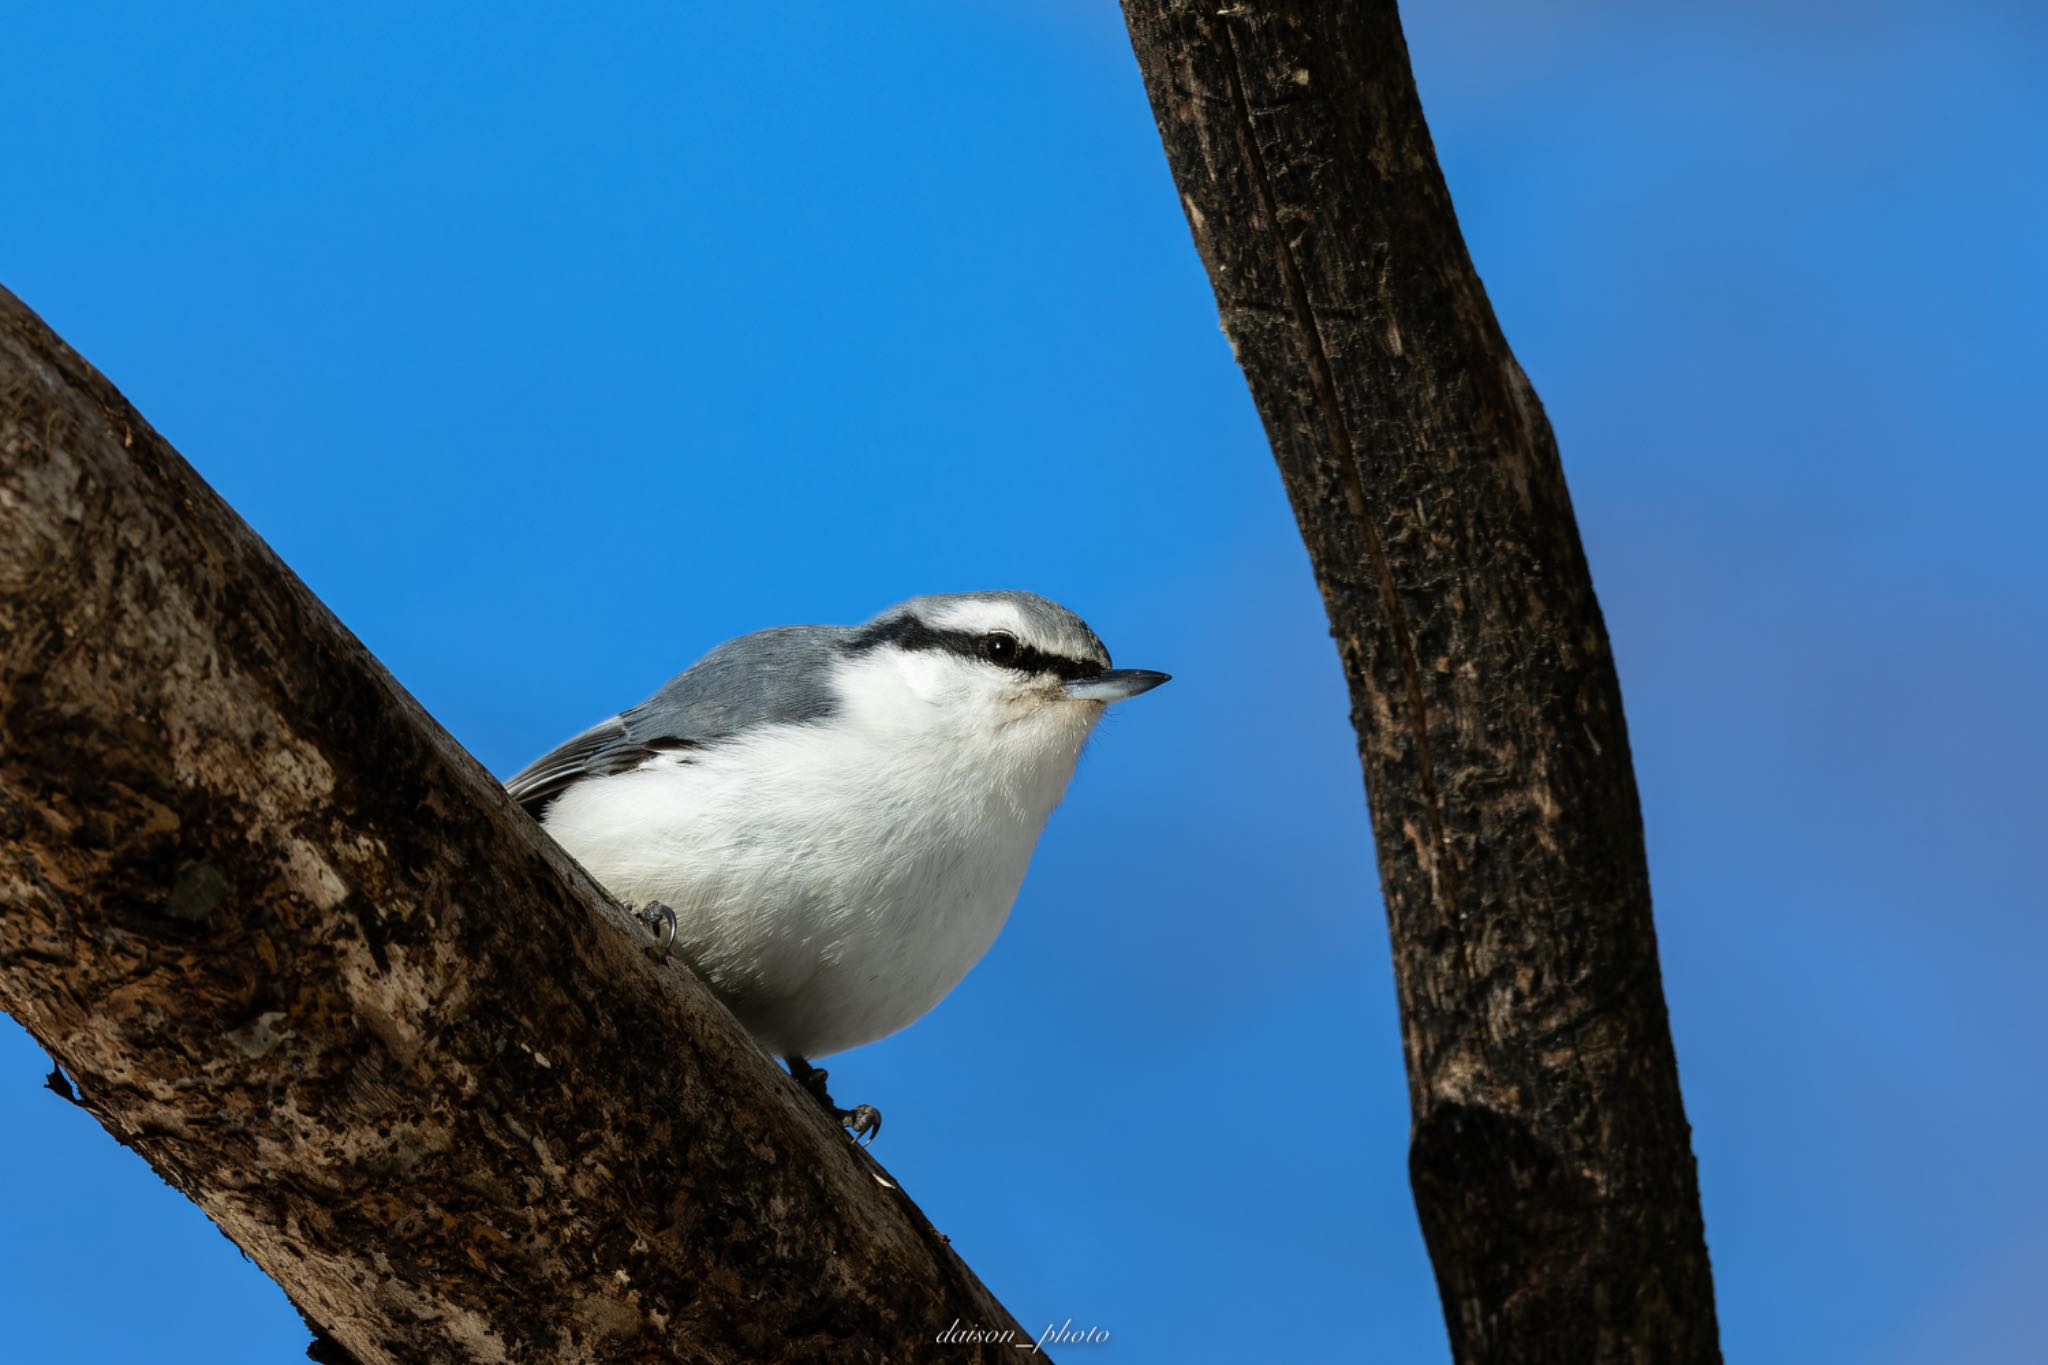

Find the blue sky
[[3, 3, 2042, 1361]]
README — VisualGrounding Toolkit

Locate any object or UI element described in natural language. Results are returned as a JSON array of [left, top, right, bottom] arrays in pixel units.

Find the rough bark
[[1118, 5, 1720, 1362], [0, 284, 1036, 1363]]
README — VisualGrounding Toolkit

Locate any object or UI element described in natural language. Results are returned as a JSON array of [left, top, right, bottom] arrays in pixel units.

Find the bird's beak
[[1065, 669, 1171, 703]]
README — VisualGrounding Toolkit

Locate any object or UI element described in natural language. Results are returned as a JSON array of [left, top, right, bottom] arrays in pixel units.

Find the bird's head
[[840, 591, 1169, 757]]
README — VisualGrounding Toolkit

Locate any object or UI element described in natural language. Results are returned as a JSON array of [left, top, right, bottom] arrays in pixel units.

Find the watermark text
[[935, 1317, 1113, 1353]]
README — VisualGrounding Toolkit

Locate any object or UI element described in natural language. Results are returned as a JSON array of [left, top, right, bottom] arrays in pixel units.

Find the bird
[[505, 591, 1169, 1141]]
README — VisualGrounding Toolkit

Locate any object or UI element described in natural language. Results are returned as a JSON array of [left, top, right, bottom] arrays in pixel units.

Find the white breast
[[540, 649, 1097, 1057]]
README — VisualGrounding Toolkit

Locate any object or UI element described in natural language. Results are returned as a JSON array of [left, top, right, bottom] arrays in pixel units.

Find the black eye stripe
[[848, 617, 1106, 682], [1001, 637, 1101, 682]]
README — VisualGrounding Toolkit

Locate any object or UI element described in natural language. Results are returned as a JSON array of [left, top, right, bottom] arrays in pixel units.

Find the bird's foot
[[633, 900, 677, 961], [841, 1103, 883, 1145], [786, 1056, 883, 1145]]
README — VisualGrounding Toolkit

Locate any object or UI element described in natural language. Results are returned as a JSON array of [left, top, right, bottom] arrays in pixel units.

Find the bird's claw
[[786, 1056, 883, 1146], [635, 900, 677, 961], [841, 1104, 882, 1145]]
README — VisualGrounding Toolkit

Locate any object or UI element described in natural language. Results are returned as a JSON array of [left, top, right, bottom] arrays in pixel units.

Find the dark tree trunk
[[1116, 5, 1721, 1362], [0, 284, 1035, 1363]]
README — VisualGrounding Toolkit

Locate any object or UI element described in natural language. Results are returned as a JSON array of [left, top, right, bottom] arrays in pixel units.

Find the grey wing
[[503, 716, 695, 818], [504, 625, 850, 820]]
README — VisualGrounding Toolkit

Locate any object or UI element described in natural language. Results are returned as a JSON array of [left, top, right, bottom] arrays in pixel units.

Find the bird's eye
[[980, 632, 1020, 666]]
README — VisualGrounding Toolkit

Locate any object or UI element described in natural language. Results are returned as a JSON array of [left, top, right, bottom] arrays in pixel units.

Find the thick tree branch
[[0, 285, 1033, 1363], [1118, 4, 1720, 1361]]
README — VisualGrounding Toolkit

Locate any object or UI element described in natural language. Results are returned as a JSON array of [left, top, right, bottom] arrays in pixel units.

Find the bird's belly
[[541, 739, 1051, 1058], [732, 854, 1021, 1057]]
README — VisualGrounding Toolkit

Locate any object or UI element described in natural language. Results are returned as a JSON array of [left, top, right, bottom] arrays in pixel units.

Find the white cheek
[[888, 650, 973, 706], [839, 647, 1033, 723]]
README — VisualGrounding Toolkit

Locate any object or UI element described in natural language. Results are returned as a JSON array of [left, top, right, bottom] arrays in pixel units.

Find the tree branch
[[0, 284, 1033, 1363], [1117, 5, 1721, 1361]]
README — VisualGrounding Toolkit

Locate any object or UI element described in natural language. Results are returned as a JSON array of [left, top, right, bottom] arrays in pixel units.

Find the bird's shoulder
[[505, 624, 852, 818]]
